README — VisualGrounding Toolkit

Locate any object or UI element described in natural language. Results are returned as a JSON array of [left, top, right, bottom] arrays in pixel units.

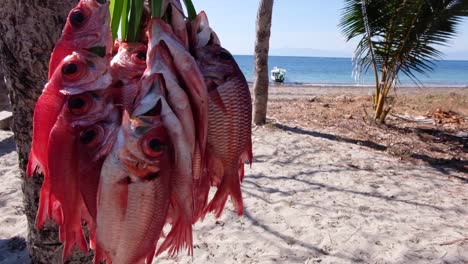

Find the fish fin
[[155, 216, 193, 257], [145, 248, 156, 264], [193, 171, 210, 222], [81, 202, 96, 250], [61, 222, 89, 262], [26, 151, 40, 177], [35, 181, 51, 230], [206, 173, 243, 218], [93, 243, 110, 264], [192, 143, 210, 222]]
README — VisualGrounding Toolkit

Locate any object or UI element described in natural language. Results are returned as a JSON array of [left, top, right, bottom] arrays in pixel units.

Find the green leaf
[[127, 0, 144, 42], [110, 0, 124, 40], [151, 0, 163, 18], [121, 0, 130, 41], [183, 0, 197, 20]]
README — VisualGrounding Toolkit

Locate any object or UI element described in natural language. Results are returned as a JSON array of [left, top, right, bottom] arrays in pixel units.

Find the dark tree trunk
[[0, 0, 93, 263], [252, 0, 274, 125], [0, 70, 11, 111]]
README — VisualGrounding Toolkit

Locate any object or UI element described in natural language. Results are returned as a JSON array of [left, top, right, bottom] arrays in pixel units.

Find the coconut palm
[[339, 0, 468, 123], [253, 0, 274, 125]]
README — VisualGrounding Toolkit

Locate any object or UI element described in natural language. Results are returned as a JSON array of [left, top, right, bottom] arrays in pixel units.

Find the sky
[[194, 0, 468, 60]]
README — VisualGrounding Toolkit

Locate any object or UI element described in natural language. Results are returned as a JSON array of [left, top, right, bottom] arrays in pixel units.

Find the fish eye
[[149, 138, 162, 151], [61, 60, 86, 81], [141, 136, 164, 158], [80, 129, 96, 144], [62, 63, 78, 75], [70, 10, 85, 27], [68, 96, 84, 109], [68, 94, 93, 115], [136, 51, 146, 61], [79, 126, 104, 146], [219, 50, 232, 60]]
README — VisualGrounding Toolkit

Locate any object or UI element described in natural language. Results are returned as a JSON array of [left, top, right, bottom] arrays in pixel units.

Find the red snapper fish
[[194, 44, 253, 218], [48, 90, 119, 260], [134, 46, 195, 256], [49, 0, 112, 78], [32, 51, 113, 234], [146, 18, 208, 164], [110, 41, 147, 111], [96, 104, 172, 264]]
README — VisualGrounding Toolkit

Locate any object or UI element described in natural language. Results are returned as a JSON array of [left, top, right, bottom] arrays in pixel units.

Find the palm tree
[[253, 0, 274, 125], [0, 0, 95, 263], [339, 0, 468, 123], [0, 70, 9, 110]]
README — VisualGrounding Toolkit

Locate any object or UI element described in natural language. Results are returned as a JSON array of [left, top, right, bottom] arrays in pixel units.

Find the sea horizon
[[233, 55, 468, 87]]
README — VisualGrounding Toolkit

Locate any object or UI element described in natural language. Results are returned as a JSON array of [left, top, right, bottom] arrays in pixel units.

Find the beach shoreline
[[249, 83, 468, 100]]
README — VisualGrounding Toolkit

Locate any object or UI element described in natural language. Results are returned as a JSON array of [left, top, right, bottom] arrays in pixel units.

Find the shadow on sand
[[273, 123, 468, 180], [0, 134, 16, 158]]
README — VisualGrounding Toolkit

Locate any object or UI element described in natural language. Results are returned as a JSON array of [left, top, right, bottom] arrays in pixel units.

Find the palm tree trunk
[[0, 70, 10, 111], [0, 0, 93, 263], [252, 0, 274, 125]]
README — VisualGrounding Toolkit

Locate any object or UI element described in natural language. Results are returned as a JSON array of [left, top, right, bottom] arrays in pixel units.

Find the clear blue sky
[[194, 0, 468, 60]]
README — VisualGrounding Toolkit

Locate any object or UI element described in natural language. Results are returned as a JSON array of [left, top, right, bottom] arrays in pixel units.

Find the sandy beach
[[1, 85, 467, 263]]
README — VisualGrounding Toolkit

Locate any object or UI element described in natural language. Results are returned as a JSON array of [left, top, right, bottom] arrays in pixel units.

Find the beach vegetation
[[339, 0, 468, 124]]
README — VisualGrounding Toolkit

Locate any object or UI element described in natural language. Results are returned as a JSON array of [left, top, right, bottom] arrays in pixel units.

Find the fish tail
[[206, 173, 244, 218], [93, 243, 110, 264], [26, 151, 37, 177], [61, 222, 89, 262], [193, 172, 210, 222], [36, 180, 54, 229], [155, 214, 193, 256]]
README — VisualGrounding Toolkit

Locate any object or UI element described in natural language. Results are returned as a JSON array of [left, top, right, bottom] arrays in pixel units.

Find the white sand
[[1, 125, 467, 263], [0, 130, 29, 264]]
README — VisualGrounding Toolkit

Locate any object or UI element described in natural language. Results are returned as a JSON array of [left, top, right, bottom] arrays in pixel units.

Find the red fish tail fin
[[238, 144, 253, 182], [155, 213, 193, 257], [26, 151, 40, 177], [193, 146, 211, 222], [93, 243, 110, 264], [36, 180, 58, 229], [81, 203, 97, 250], [193, 172, 210, 222], [61, 221, 89, 262], [241, 142, 253, 167], [206, 174, 244, 218], [145, 244, 157, 264]]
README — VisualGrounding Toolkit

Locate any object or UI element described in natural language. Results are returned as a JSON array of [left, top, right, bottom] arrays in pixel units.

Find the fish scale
[[205, 71, 252, 217]]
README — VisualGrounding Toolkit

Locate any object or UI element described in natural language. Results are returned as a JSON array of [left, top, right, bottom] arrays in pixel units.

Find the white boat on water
[[271, 67, 286, 83]]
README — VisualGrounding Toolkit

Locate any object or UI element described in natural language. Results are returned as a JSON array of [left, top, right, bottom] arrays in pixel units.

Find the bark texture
[[0, 70, 11, 111], [252, 0, 274, 125], [0, 0, 94, 263]]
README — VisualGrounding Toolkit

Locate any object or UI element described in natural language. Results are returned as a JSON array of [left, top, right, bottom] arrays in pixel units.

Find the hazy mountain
[[268, 47, 468, 60]]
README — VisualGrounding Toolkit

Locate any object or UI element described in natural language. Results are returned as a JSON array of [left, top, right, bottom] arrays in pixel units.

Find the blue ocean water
[[233, 55, 468, 87]]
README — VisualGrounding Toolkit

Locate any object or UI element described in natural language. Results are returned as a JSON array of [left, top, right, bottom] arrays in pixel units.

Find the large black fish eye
[[70, 10, 85, 27], [219, 50, 232, 60], [80, 129, 96, 144], [148, 138, 162, 151], [68, 97, 85, 110], [136, 51, 146, 61], [62, 63, 78, 75]]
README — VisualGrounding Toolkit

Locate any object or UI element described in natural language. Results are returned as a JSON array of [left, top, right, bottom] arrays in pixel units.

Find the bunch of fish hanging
[[27, 0, 252, 263]]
